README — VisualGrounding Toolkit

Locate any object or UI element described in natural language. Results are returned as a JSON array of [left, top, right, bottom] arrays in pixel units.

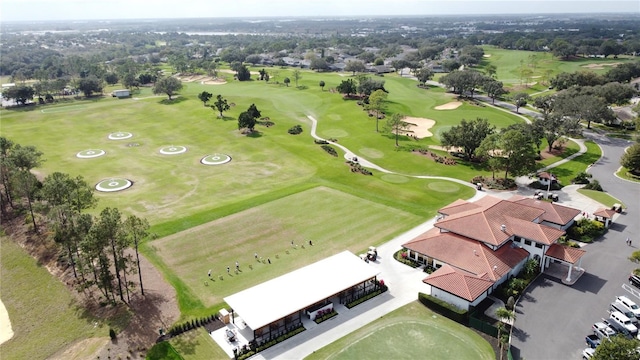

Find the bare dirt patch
[[92, 251, 181, 360], [402, 117, 436, 139], [434, 101, 463, 110]]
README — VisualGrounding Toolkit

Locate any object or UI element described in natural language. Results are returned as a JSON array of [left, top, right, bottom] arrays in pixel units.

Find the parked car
[[585, 334, 601, 348], [593, 321, 617, 340], [582, 347, 595, 359], [629, 274, 640, 288], [610, 302, 639, 326], [616, 296, 640, 319], [608, 311, 638, 338]]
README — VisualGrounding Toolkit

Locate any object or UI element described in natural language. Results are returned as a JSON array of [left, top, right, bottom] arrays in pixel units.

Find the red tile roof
[[593, 208, 617, 219], [512, 198, 581, 226], [435, 199, 546, 246], [545, 244, 586, 264], [504, 217, 566, 245], [403, 229, 529, 281], [424, 264, 494, 302]]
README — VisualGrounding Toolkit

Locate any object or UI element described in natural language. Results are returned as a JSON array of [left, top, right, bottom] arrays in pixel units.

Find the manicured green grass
[[480, 46, 635, 94], [577, 189, 626, 209], [305, 301, 494, 360], [170, 327, 227, 360], [550, 140, 602, 186], [147, 340, 184, 360], [0, 236, 105, 359], [537, 137, 581, 167], [152, 187, 422, 310], [616, 167, 640, 183]]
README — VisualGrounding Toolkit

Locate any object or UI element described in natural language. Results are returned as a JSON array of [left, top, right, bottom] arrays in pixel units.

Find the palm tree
[[495, 306, 515, 360]]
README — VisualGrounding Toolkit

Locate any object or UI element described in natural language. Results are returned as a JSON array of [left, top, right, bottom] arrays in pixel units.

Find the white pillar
[[566, 263, 573, 282]]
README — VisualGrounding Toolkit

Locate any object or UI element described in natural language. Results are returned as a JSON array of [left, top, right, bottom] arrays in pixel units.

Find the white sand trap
[[0, 298, 13, 345], [435, 101, 463, 110], [483, 54, 492, 58], [202, 79, 227, 85], [402, 117, 436, 139], [429, 145, 463, 152]]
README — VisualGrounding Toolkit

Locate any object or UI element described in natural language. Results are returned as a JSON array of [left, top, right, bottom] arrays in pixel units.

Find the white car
[[582, 347, 595, 359], [616, 295, 640, 319], [593, 321, 617, 339], [582, 347, 596, 359]]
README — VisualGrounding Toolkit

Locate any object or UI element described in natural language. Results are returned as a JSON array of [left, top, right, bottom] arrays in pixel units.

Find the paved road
[[511, 132, 639, 360]]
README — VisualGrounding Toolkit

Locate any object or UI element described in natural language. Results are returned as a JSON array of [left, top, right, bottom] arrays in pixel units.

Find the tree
[[441, 118, 495, 160], [212, 94, 230, 118], [310, 58, 329, 71], [366, 90, 388, 132], [336, 78, 357, 97], [482, 80, 507, 104], [236, 65, 251, 81], [592, 335, 640, 360], [486, 64, 497, 79], [440, 70, 486, 98], [319, 80, 325, 91], [153, 77, 183, 100], [124, 215, 149, 296], [512, 92, 530, 113], [621, 143, 640, 173], [550, 38, 577, 60], [292, 69, 301, 88], [345, 60, 366, 76], [555, 94, 616, 129], [41, 172, 96, 279], [2, 85, 35, 105], [197, 91, 212, 107], [104, 72, 119, 85], [13, 170, 41, 233], [534, 113, 579, 152], [357, 77, 386, 96], [92, 207, 129, 303], [246, 103, 261, 120], [77, 76, 104, 97], [477, 129, 537, 179], [238, 111, 256, 131], [245, 54, 262, 65], [415, 67, 434, 86], [495, 307, 515, 360], [384, 113, 411, 147], [283, 77, 290, 87]]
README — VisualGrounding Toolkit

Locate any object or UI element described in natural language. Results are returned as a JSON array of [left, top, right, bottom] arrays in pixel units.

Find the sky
[[1, 0, 638, 22]]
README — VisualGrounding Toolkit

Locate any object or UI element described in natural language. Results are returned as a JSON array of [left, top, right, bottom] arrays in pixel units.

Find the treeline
[[1, 137, 150, 305]]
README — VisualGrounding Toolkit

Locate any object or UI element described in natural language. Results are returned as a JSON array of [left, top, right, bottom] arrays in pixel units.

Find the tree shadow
[[246, 131, 263, 138], [159, 97, 188, 105]]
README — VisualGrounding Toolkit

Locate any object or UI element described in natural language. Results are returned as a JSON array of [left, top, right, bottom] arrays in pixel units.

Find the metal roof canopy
[[224, 251, 380, 330]]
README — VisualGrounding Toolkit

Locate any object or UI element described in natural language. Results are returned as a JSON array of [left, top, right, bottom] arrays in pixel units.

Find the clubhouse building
[[402, 195, 584, 310]]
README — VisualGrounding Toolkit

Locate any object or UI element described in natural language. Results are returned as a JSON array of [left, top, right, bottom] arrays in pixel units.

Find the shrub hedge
[[418, 292, 468, 324]]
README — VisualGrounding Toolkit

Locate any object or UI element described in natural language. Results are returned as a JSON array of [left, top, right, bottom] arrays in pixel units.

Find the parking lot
[[511, 134, 639, 359]]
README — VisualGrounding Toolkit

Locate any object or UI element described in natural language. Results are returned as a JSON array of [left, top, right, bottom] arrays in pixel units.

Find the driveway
[[511, 132, 639, 360]]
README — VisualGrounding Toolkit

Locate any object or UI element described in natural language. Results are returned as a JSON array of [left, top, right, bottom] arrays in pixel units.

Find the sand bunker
[[176, 75, 227, 85], [582, 62, 622, 70], [0, 298, 13, 345], [402, 117, 436, 139], [435, 101, 463, 110], [483, 54, 492, 58]]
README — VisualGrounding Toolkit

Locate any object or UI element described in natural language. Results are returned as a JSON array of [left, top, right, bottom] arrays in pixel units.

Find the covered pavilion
[[223, 250, 380, 348]]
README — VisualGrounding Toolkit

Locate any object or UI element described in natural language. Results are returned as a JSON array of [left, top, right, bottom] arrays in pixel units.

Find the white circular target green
[[95, 178, 133, 192], [76, 149, 106, 158], [160, 145, 187, 155], [201, 153, 231, 165], [108, 132, 133, 140]]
